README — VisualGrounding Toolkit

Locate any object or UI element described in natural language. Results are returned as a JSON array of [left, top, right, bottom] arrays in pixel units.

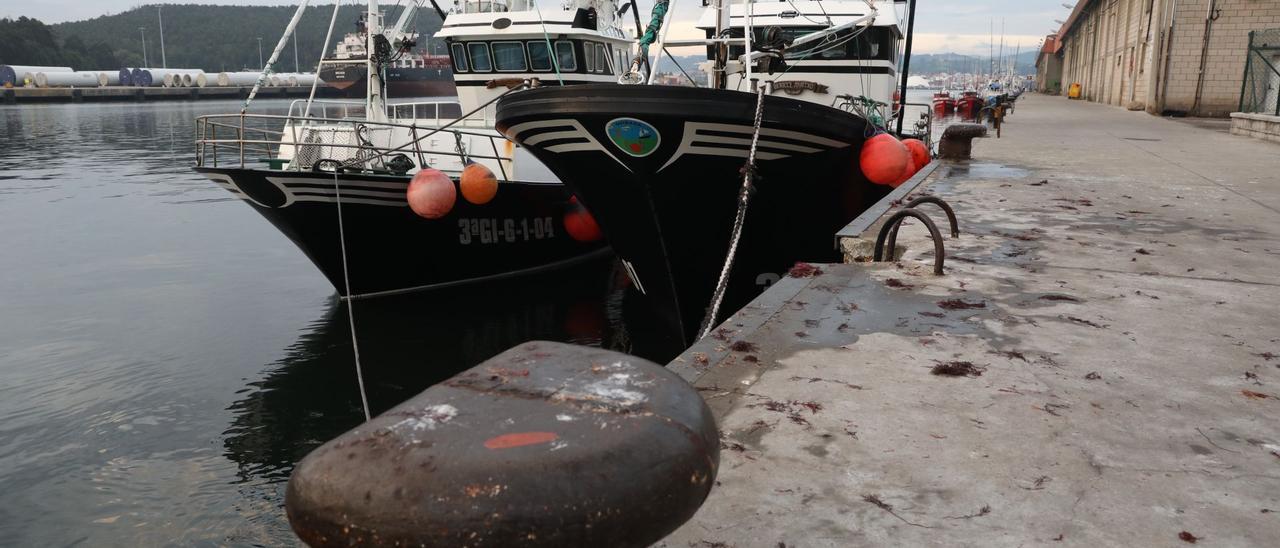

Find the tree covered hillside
[[0, 17, 120, 70], [0, 4, 442, 72]]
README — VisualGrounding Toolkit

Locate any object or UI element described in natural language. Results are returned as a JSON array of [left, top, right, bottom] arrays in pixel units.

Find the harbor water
[[0, 99, 678, 545]]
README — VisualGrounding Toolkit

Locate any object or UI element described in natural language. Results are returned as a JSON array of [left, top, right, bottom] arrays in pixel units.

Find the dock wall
[[1056, 0, 1280, 117], [1, 86, 317, 104], [1230, 111, 1280, 143]]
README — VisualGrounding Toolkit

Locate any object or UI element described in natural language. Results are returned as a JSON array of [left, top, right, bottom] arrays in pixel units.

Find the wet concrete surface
[[660, 94, 1280, 546]]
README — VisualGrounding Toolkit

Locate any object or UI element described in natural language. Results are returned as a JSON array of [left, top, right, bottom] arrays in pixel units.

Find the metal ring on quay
[[873, 208, 946, 276]]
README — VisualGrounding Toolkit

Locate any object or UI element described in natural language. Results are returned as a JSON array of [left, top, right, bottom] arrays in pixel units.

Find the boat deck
[[661, 94, 1280, 546]]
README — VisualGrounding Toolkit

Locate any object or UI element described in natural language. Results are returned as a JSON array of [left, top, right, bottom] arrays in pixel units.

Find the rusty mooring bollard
[[285, 341, 720, 547], [938, 123, 988, 160]]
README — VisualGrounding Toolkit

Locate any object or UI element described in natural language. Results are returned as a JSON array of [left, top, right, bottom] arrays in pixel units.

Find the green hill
[[910, 52, 1038, 76], [1, 4, 442, 73]]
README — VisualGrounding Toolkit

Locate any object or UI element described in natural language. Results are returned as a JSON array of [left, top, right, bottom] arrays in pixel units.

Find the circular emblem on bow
[[605, 117, 661, 157]]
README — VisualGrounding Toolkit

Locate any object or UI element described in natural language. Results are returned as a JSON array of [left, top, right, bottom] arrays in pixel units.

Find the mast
[[895, 0, 918, 135], [367, 0, 388, 121], [713, 0, 728, 89], [998, 18, 1005, 84]]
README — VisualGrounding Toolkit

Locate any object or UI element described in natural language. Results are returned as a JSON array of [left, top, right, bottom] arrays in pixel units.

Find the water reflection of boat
[[220, 258, 681, 488]]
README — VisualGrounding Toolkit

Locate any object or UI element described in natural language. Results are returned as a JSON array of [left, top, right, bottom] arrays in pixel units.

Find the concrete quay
[[2, 85, 314, 104], [662, 94, 1280, 546]]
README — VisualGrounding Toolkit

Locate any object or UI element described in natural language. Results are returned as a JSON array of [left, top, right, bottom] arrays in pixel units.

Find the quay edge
[[660, 93, 1280, 546]]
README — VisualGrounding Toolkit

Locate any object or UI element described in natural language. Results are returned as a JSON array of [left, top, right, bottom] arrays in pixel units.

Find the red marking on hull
[[484, 431, 559, 449]]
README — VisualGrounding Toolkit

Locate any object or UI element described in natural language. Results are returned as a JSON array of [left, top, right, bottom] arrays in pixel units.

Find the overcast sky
[[0, 1, 1074, 55]]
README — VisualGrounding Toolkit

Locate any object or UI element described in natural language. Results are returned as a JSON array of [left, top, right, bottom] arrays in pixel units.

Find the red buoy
[[902, 139, 930, 172], [406, 169, 456, 219], [860, 133, 909, 186], [459, 163, 498, 205], [891, 156, 917, 188], [564, 197, 603, 243]]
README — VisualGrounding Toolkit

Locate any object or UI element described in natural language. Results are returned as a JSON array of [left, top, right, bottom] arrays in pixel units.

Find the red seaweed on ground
[[938, 299, 986, 310], [788, 262, 823, 278], [885, 278, 915, 289], [931, 361, 985, 377]]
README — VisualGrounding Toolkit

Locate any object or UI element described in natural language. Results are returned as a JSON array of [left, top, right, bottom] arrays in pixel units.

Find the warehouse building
[[1050, 0, 1280, 117]]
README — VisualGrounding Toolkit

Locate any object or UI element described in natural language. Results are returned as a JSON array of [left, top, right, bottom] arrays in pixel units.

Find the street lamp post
[[140, 27, 148, 67], [158, 6, 167, 68], [257, 37, 264, 68]]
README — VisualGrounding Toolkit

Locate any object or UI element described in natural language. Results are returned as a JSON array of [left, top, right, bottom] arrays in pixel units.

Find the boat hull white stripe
[[283, 179, 408, 191], [546, 142, 605, 153], [688, 134, 823, 153], [291, 188, 408, 199], [507, 119, 631, 173], [292, 196, 406, 207], [523, 130, 591, 146], [690, 122, 848, 148], [679, 147, 788, 162]]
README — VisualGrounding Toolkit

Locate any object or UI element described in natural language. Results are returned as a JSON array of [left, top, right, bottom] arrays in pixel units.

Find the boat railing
[[193, 112, 515, 180]]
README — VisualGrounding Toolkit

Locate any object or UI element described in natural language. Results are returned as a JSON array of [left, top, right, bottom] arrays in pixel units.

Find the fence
[[1239, 29, 1280, 116]]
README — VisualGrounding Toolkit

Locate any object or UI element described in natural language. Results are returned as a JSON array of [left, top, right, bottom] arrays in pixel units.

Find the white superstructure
[[693, 1, 904, 107], [435, 0, 631, 121]]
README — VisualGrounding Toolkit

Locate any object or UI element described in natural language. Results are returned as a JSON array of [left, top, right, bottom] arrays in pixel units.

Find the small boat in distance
[[932, 90, 955, 116], [956, 90, 982, 119]]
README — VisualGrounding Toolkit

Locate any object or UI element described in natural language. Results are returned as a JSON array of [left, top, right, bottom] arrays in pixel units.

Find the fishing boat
[[319, 20, 457, 99], [191, 0, 624, 298], [496, 0, 909, 344], [956, 90, 982, 119], [932, 89, 954, 116]]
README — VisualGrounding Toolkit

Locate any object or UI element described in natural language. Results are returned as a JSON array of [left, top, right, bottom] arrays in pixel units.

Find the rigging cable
[[698, 85, 766, 339], [333, 168, 373, 422], [533, 0, 565, 84], [663, 47, 699, 86]]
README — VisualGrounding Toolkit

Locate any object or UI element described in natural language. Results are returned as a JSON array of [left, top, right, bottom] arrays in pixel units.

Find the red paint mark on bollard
[[484, 432, 558, 449]]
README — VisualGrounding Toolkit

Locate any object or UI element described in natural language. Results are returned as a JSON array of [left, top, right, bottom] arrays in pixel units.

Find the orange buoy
[[564, 197, 603, 243], [891, 156, 917, 188], [406, 168, 456, 219], [459, 163, 498, 205], [902, 139, 930, 172], [859, 133, 909, 186]]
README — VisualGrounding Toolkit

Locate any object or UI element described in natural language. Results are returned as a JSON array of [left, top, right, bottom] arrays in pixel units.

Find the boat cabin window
[[450, 43, 470, 72], [492, 41, 528, 72], [583, 41, 612, 74], [555, 41, 577, 71], [598, 43, 614, 74], [468, 42, 493, 72], [528, 40, 552, 71]]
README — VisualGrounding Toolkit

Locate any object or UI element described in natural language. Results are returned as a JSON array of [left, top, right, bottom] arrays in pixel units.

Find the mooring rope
[[698, 86, 766, 340], [333, 168, 372, 422]]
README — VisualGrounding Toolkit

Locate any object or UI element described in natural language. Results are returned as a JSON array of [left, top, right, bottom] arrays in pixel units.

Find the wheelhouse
[[435, 0, 632, 122], [695, 0, 904, 107]]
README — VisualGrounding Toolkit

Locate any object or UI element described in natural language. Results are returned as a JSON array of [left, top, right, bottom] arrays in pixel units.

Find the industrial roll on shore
[[1, 64, 329, 103]]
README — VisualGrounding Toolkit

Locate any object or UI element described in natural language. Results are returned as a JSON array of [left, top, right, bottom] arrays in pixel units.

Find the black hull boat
[[497, 84, 891, 344], [195, 167, 609, 297], [320, 62, 458, 99]]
